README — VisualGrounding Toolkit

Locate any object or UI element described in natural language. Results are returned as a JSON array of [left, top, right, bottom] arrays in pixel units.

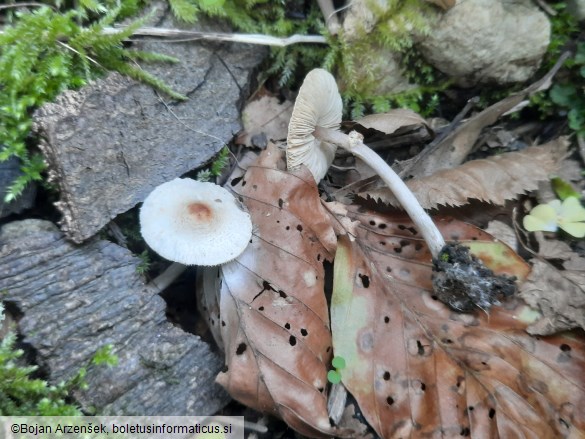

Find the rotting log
[[0, 219, 229, 415]]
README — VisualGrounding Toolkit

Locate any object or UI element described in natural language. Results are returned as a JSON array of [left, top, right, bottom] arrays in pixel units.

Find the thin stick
[[0, 3, 54, 11], [102, 26, 327, 47], [317, 0, 341, 35]]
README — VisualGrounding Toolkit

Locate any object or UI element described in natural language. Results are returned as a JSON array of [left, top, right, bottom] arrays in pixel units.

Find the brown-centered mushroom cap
[[140, 178, 252, 266], [287, 68, 343, 182]]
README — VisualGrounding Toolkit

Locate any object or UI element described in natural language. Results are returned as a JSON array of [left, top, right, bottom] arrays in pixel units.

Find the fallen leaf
[[354, 109, 429, 136], [484, 220, 518, 251], [237, 95, 294, 147], [360, 139, 567, 209], [520, 258, 585, 335], [216, 145, 346, 437], [397, 53, 570, 179], [330, 206, 585, 438], [536, 234, 575, 260], [520, 234, 585, 336]]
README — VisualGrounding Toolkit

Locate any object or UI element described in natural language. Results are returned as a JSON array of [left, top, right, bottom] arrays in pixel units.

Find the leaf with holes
[[216, 144, 347, 438], [330, 206, 585, 438]]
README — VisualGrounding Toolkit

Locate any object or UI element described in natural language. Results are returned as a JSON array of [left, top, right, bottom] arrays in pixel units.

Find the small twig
[[102, 26, 327, 47], [532, 0, 557, 16], [107, 221, 128, 248], [57, 40, 103, 69], [0, 2, 54, 11], [0, 24, 328, 47], [317, 0, 341, 35]]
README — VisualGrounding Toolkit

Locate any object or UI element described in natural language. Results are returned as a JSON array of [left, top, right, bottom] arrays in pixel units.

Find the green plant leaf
[[550, 84, 576, 107], [91, 344, 118, 367], [551, 177, 581, 200], [327, 370, 341, 384], [523, 203, 559, 233], [331, 356, 346, 370], [524, 197, 585, 238]]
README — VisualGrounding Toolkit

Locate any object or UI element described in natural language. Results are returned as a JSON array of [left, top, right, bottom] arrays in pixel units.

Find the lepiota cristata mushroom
[[140, 178, 252, 266]]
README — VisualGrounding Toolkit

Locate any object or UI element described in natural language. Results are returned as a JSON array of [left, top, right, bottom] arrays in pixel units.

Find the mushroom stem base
[[432, 243, 517, 313]]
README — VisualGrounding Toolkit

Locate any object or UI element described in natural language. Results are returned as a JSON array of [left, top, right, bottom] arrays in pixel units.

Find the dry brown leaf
[[237, 95, 293, 147], [216, 145, 346, 438], [520, 259, 585, 335], [331, 206, 585, 438], [355, 109, 428, 136], [536, 234, 575, 260], [397, 53, 570, 179], [520, 235, 585, 336], [360, 139, 568, 209]]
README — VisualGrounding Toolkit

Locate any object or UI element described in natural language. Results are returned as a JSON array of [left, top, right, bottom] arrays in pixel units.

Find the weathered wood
[[33, 18, 266, 243], [0, 219, 229, 415]]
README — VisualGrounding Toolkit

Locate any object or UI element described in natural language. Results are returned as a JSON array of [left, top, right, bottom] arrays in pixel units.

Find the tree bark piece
[[0, 219, 229, 415], [33, 23, 266, 243]]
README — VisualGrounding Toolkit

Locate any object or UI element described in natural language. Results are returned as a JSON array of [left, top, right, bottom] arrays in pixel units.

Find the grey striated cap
[[286, 69, 342, 182]]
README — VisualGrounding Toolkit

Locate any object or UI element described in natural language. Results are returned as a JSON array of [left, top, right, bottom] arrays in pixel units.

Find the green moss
[[0, 2, 183, 202], [178, 0, 445, 116], [0, 303, 118, 415]]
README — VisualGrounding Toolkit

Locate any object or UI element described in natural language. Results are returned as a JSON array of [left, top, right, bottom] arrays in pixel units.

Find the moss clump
[[0, 2, 184, 202], [0, 303, 118, 415]]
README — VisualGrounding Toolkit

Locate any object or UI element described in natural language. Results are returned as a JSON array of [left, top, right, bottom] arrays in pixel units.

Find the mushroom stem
[[146, 262, 187, 294], [313, 126, 446, 256]]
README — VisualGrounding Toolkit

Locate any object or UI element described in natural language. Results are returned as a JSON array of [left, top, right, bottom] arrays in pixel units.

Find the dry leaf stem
[[314, 126, 446, 256]]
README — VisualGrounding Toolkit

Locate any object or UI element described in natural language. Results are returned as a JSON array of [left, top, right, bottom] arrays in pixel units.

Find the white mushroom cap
[[286, 68, 343, 182], [140, 178, 252, 266]]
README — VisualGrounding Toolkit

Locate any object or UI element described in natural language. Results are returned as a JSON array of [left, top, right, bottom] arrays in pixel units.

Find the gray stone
[[33, 16, 266, 243], [0, 219, 230, 415], [418, 0, 550, 86]]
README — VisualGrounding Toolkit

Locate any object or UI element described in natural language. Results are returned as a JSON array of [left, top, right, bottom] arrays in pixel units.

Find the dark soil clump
[[432, 243, 517, 312]]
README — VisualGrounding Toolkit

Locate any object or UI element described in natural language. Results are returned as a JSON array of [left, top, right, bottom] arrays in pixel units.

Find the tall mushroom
[[287, 69, 516, 312], [287, 68, 445, 256], [140, 178, 253, 266]]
